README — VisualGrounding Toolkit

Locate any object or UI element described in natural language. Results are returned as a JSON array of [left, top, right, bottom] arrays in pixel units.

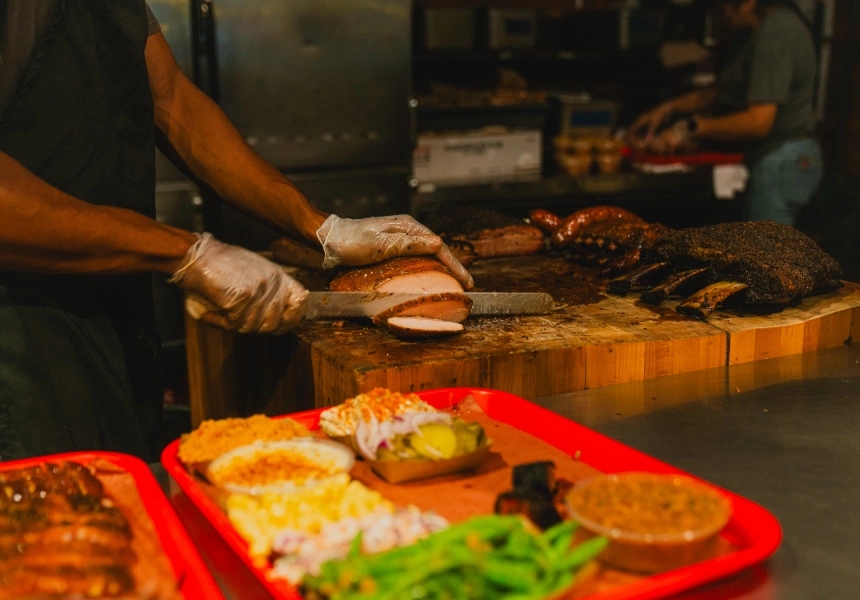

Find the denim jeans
[[745, 138, 823, 225]]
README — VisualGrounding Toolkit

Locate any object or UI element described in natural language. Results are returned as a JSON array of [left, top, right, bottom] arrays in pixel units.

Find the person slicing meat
[[626, 0, 820, 225], [0, 1, 472, 462]]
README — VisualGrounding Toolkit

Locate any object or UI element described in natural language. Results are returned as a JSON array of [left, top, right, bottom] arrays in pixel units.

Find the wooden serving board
[[185, 255, 860, 426]]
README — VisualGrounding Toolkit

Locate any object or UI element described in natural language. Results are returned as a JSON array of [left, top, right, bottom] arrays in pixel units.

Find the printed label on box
[[413, 129, 542, 183]]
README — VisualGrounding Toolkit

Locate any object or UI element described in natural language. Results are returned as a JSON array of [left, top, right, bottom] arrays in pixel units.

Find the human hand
[[170, 233, 308, 334], [627, 102, 674, 148], [647, 119, 691, 155], [316, 214, 474, 289]]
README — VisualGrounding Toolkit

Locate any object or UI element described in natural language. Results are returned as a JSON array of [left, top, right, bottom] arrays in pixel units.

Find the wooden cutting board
[[185, 255, 860, 426]]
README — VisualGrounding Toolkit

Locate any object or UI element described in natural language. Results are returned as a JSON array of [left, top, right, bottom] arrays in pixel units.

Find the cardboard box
[[413, 128, 542, 183]]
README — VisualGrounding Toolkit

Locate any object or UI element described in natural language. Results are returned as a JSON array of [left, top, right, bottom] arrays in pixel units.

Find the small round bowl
[[592, 138, 624, 154], [569, 138, 594, 155], [557, 152, 593, 176], [596, 152, 623, 174], [207, 439, 355, 496], [566, 472, 732, 574], [553, 136, 574, 153]]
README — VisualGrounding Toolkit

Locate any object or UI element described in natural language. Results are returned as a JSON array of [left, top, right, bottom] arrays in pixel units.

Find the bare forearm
[[666, 88, 717, 114], [696, 106, 775, 141], [0, 153, 195, 275], [146, 35, 326, 247]]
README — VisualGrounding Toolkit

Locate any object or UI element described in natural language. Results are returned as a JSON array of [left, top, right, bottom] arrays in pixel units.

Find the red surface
[[162, 388, 782, 600], [0, 451, 224, 600], [624, 148, 745, 165]]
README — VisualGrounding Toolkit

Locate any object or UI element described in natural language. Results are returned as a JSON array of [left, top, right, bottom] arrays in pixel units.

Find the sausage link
[[551, 206, 645, 249], [528, 209, 562, 234]]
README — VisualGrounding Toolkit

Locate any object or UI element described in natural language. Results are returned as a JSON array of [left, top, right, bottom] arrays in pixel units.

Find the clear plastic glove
[[648, 119, 691, 155], [169, 233, 309, 334], [627, 102, 674, 148], [316, 214, 474, 289]]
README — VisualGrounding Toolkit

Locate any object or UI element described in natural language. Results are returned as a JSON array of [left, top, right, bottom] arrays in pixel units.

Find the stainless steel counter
[[540, 345, 860, 600]]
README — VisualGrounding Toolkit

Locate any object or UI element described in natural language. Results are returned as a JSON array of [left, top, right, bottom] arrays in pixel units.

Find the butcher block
[[185, 255, 860, 427]]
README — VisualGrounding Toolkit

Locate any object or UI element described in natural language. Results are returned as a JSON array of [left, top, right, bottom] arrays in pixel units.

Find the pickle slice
[[409, 424, 458, 459], [453, 420, 484, 455]]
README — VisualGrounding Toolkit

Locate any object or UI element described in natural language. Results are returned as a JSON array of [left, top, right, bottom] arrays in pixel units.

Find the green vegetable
[[409, 423, 458, 459], [302, 515, 607, 600], [377, 418, 487, 461], [453, 420, 484, 455]]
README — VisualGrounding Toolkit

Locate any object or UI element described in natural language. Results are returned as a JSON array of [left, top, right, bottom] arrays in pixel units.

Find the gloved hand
[[648, 118, 692, 155], [627, 102, 675, 148], [169, 233, 309, 334], [316, 214, 474, 289]]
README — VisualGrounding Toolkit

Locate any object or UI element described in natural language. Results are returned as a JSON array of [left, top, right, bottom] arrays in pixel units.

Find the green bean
[[348, 531, 364, 559], [544, 521, 579, 557], [544, 570, 575, 597], [500, 529, 535, 558], [303, 515, 609, 600], [482, 557, 538, 592], [373, 553, 481, 599], [541, 520, 577, 545], [551, 536, 608, 572]]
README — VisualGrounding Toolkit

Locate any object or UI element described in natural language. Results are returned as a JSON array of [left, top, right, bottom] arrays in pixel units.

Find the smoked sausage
[[528, 209, 563, 234], [551, 206, 645, 249]]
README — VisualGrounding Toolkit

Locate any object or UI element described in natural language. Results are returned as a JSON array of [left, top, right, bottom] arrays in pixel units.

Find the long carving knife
[[304, 291, 554, 320], [186, 292, 554, 327]]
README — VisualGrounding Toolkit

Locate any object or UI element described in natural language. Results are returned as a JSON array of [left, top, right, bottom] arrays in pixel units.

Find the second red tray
[[0, 451, 223, 599], [162, 388, 782, 600]]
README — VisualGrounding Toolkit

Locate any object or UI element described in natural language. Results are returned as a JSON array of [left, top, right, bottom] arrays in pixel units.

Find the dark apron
[[0, 0, 162, 461]]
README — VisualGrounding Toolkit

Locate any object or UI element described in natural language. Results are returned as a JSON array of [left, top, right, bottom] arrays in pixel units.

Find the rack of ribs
[[0, 462, 136, 598]]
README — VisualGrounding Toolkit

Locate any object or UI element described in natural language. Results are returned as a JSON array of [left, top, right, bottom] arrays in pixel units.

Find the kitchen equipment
[[488, 9, 537, 50], [162, 388, 782, 600], [619, 9, 666, 50], [148, 0, 413, 237], [304, 291, 555, 319], [423, 8, 475, 50]]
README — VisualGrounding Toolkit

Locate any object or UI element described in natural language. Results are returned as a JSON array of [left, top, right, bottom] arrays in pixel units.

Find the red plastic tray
[[162, 388, 782, 600], [624, 148, 745, 165], [0, 451, 224, 600]]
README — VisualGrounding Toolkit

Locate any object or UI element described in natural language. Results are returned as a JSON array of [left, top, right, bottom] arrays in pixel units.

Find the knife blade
[[304, 291, 554, 319]]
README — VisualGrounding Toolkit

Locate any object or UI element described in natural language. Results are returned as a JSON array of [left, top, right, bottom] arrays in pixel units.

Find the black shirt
[[0, 1, 161, 120]]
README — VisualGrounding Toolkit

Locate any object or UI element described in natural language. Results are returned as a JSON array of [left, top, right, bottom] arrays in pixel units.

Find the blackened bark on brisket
[[644, 221, 843, 305]]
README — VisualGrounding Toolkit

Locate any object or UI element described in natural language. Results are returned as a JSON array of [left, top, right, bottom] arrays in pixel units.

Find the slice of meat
[[330, 257, 471, 326], [371, 293, 473, 326], [385, 317, 465, 339], [329, 257, 462, 293], [450, 225, 545, 260], [424, 207, 545, 260]]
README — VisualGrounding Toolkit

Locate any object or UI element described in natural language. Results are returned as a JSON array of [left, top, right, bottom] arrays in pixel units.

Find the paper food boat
[[330, 434, 493, 484]]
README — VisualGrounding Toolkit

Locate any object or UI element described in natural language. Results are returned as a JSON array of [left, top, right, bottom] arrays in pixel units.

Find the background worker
[[627, 0, 820, 225]]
